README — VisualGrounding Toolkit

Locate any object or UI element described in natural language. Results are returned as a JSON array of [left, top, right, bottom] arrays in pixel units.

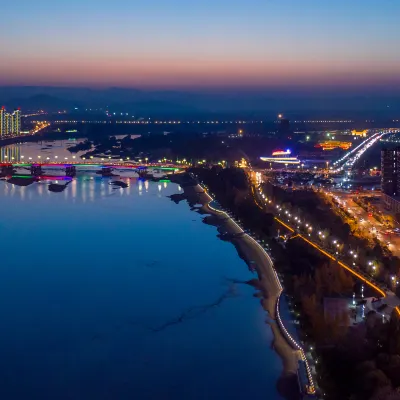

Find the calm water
[[0, 144, 285, 399], [0, 136, 140, 163]]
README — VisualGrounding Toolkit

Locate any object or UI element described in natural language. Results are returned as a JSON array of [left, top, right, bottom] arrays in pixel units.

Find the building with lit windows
[[381, 148, 400, 213], [315, 141, 352, 151], [0, 107, 21, 137], [12, 108, 21, 135], [351, 129, 368, 137], [381, 148, 399, 196], [0, 107, 5, 136], [5, 113, 12, 135]]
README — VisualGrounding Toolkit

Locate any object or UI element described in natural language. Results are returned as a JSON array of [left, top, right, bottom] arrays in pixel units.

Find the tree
[[370, 386, 400, 400], [387, 310, 400, 356], [376, 353, 400, 387], [361, 369, 390, 398]]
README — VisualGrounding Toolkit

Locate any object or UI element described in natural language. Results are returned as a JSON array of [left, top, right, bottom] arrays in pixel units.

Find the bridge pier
[[65, 165, 76, 177], [96, 167, 114, 177], [30, 165, 43, 176], [1, 164, 14, 176], [138, 167, 148, 178]]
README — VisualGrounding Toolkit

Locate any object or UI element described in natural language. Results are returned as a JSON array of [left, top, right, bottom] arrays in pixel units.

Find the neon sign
[[272, 149, 291, 156]]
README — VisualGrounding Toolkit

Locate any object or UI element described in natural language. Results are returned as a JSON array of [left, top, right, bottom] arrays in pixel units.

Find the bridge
[[0, 161, 185, 177]]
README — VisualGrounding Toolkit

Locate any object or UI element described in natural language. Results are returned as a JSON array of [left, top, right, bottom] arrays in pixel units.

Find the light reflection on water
[[0, 175, 162, 204], [0, 136, 141, 163], [0, 139, 87, 163], [0, 145, 285, 400]]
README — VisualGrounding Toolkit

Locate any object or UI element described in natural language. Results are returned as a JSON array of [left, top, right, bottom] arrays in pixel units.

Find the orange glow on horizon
[[2, 54, 400, 88]]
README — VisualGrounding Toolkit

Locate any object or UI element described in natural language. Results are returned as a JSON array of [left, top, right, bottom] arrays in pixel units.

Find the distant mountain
[[2, 93, 199, 117], [1, 85, 400, 119], [5, 94, 82, 111]]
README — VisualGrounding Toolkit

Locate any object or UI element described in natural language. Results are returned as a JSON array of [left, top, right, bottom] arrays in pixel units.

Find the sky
[[1, 0, 400, 90]]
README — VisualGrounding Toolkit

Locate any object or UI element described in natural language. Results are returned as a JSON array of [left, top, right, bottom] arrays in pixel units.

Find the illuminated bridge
[[0, 161, 185, 177]]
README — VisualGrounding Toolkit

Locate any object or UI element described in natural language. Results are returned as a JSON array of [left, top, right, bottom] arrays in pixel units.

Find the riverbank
[[171, 174, 303, 399]]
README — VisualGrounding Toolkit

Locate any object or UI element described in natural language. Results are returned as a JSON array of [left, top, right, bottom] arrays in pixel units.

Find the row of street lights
[[257, 183, 399, 289]]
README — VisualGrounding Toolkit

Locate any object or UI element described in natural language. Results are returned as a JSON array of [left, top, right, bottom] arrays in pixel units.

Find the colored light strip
[[260, 157, 300, 164], [5, 162, 182, 171], [40, 176, 72, 181]]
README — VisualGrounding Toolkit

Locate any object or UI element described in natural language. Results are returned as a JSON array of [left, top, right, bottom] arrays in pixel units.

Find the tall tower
[[381, 148, 399, 196], [0, 106, 5, 136], [12, 108, 21, 135], [5, 113, 12, 136]]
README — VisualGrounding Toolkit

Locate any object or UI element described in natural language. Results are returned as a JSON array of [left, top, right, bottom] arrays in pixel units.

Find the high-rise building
[[5, 114, 12, 136], [381, 148, 400, 196], [0, 106, 5, 136], [0, 107, 22, 136], [381, 147, 400, 213], [12, 108, 21, 135]]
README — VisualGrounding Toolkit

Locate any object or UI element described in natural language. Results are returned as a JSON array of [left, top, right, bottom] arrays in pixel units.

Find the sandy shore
[[173, 179, 300, 384]]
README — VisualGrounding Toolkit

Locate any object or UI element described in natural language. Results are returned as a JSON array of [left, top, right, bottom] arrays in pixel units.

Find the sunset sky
[[1, 0, 400, 89]]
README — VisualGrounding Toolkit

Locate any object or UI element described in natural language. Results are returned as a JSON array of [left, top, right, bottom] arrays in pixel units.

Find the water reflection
[[1, 145, 21, 162], [0, 174, 176, 202], [0, 140, 88, 163], [0, 141, 285, 400], [0, 136, 140, 164]]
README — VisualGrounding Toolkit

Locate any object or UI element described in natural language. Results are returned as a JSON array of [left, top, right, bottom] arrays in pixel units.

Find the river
[[0, 140, 289, 400]]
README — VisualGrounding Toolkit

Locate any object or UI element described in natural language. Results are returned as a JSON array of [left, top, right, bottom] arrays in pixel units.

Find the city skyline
[[0, 107, 21, 137], [1, 0, 400, 89]]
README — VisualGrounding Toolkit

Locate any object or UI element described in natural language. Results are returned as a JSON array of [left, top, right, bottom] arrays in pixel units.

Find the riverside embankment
[[171, 173, 316, 398]]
